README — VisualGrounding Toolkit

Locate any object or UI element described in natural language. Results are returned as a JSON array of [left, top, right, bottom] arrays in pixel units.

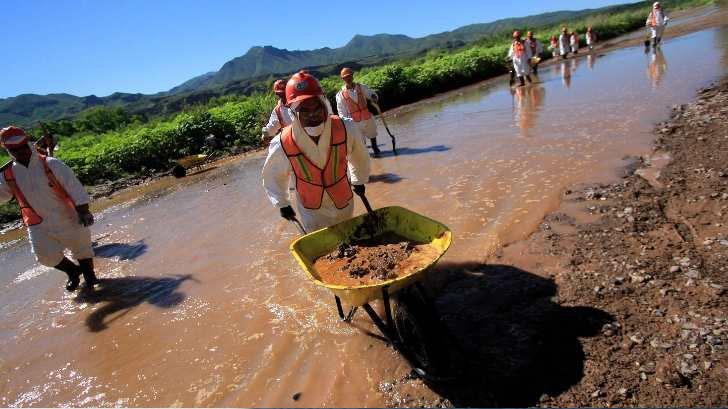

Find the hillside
[[0, 1, 646, 127]]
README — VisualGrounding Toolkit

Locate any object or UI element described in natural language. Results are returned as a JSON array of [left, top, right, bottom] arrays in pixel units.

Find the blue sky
[[0, 0, 627, 98]]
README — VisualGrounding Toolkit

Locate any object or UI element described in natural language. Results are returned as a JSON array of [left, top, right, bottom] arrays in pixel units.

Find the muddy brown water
[[2, 21, 728, 407]]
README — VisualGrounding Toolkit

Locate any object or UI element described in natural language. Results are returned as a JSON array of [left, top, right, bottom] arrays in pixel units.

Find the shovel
[[370, 101, 398, 155], [354, 188, 383, 236], [290, 217, 307, 235]]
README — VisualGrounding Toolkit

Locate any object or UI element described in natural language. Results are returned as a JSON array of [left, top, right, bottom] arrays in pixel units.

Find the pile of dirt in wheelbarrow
[[314, 233, 441, 286]]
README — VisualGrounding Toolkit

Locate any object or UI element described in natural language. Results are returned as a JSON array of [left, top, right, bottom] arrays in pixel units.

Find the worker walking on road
[[263, 71, 371, 232], [262, 80, 294, 143], [0, 126, 98, 291], [549, 35, 559, 58], [525, 31, 543, 75], [646, 2, 669, 48], [508, 31, 533, 87], [570, 31, 580, 54], [336, 67, 381, 156], [585, 27, 597, 51], [559, 27, 570, 59]]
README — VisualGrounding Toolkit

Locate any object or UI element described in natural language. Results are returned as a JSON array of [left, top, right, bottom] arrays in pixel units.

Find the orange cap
[[285, 71, 323, 106], [340, 67, 354, 78], [0, 126, 29, 148]]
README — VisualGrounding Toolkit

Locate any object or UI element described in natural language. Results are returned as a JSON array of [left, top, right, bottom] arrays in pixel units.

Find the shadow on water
[[375, 145, 451, 157], [74, 274, 196, 332], [414, 262, 612, 407], [368, 173, 404, 184], [93, 240, 148, 261]]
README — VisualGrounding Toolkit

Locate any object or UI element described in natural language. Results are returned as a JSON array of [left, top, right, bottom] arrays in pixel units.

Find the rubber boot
[[526, 75, 532, 84], [370, 137, 381, 156], [65, 271, 81, 292], [518, 76, 525, 87], [79, 259, 99, 289], [652, 38, 658, 48], [532, 65, 538, 75]]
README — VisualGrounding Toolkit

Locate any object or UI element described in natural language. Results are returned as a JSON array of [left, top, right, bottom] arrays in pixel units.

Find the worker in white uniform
[[646, 2, 669, 48], [585, 27, 597, 51], [559, 27, 571, 59], [524, 31, 543, 75], [335, 67, 381, 156], [508, 31, 533, 87], [570, 31, 580, 54], [0, 126, 97, 291], [262, 71, 371, 232], [549, 35, 559, 59], [261, 79, 294, 144]]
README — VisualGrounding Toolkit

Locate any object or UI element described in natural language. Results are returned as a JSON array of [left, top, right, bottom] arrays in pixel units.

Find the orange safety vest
[[341, 84, 372, 122], [512, 40, 525, 58], [280, 116, 353, 210], [2, 155, 76, 226], [649, 10, 657, 27]]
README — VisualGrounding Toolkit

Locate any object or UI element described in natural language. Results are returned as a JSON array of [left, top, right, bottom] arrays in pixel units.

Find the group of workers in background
[[0, 1, 673, 293], [510, 2, 668, 87]]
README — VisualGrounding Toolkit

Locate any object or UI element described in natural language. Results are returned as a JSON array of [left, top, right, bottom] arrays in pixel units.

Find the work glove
[[352, 184, 365, 196], [279, 205, 297, 221], [78, 211, 95, 227]]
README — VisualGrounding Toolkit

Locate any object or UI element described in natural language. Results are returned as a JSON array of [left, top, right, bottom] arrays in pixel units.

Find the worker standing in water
[[0, 126, 98, 291], [508, 31, 533, 87], [336, 68, 381, 156], [559, 27, 570, 59], [525, 31, 543, 75], [262, 71, 371, 232], [549, 35, 559, 58], [585, 27, 597, 51], [262, 80, 294, 143], [570, 31, 580, 54], [646, 2, 669, 48]]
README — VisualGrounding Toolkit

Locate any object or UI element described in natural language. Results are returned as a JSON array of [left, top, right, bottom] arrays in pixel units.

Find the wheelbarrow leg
[[345, 306, 358, 322], [362, 303, 395, 340], [382, 286, 394, 329], [335, 295, 345, 320]]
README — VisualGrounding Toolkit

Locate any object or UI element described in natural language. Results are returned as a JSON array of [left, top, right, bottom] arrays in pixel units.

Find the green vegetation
[[0, 0, 715, 224]]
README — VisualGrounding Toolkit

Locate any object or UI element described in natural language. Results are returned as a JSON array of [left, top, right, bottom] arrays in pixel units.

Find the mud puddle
[[1, 15, 728, 408]]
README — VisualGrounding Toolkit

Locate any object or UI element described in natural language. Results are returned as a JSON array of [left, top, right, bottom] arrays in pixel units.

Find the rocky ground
[[383, 80, 728, 407]]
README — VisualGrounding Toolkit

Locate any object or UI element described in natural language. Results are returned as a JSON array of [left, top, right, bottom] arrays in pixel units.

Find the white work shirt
[[335, 84, 376, 120], [0, 149, 89, 229], [559, 33, 570, 54], [262, 116, 371, 231], [525, 38, 543, 56], [262, 103, 295, 137], [508, 40, 533, 77]]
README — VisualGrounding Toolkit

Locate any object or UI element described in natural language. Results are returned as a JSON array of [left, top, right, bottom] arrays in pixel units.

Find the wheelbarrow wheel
[[394, 287, 448, 379], [172, 164, 187, 178]]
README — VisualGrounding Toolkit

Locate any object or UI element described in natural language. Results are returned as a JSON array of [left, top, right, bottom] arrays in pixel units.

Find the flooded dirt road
[[2, 20, 727, 407]]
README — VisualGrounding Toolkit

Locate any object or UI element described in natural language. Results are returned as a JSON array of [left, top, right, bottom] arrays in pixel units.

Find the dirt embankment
[[382, 80, 728, 407]]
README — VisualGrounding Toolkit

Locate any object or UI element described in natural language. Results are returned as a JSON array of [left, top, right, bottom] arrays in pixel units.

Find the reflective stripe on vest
[[650, 11, 657, 27], [342, 84, 372, 122], [2, 155, 76, 226], [280, 116, 353, 210]]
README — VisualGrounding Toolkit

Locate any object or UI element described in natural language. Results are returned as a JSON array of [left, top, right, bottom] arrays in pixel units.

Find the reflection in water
[[587, 53, 597, 70], [647, 48, 668, 88], [511, 85, 546, 137], [560, 61, 572, 88]]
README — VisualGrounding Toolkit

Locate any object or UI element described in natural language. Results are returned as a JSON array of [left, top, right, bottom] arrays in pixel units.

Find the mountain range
[[0, 2, 640, 127]]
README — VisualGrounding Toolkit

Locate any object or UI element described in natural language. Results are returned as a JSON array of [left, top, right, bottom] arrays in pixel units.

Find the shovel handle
[[355, 190, 375, 215], [290, 217, 307, 235]]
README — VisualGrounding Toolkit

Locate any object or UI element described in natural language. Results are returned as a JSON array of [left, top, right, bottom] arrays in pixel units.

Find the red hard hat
[[0, 126, 29, 148], [513, 30, 521, 39], [273, 79, 286, 93], [340, 67, 354, 78], [285, 71, 323, 107]]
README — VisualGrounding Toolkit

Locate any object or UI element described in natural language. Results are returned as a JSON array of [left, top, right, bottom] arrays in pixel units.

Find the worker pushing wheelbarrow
[[261, 71, 455, 378]]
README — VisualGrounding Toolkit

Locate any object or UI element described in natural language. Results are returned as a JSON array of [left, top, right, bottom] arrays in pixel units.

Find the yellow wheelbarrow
[[290, 204, 454, 378]]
